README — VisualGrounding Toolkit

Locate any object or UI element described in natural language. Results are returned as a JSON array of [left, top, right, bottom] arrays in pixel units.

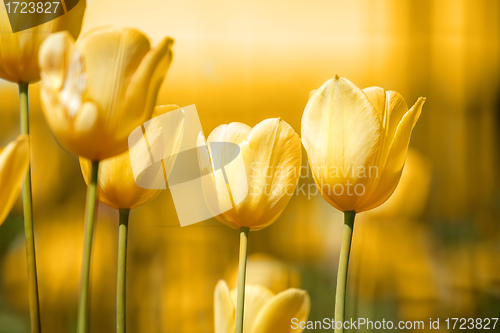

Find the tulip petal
[[251, 288, 310, 333], [228, 118, 301, 230], [385, 90, 409, 140], [302, 76, 381, 211], [230, 284, 275, 333], [38, 31, 75, 91], [0, 136, 29, 225], [362, 86, 386, 122], [358, 97, 425, 211], [206, 122, 252, 224], [78, 27, 151, 123], [214, 281, 236, 333], [121, 37, 174, 138]]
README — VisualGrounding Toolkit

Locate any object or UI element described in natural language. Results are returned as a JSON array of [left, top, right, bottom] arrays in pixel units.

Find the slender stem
[[334, 211, 356, 333], [235, 227, 250, 333], [77, 160, 99, 333], [19, 82, 42, 333], [117, 209, 130, 333]]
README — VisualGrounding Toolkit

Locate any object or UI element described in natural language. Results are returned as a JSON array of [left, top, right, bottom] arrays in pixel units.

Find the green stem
[[117, 209, 130, 333], [235, 227, 250, 333], [19, 82, 42, 333], [334, 211, 356, 333], [77, 160, 99, 333]]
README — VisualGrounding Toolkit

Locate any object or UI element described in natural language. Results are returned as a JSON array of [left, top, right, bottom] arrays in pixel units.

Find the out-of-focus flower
[[226, 253, 300, 294], [204, 118, 302, 231], [368, 149, 431, 219], [214, 280, 310, 333], [79, 105, 182, 209], [0, 0, 86, 83], [39, 27, 174, 160], [301, 75, 425, 213], [0, 135, 29, 225]]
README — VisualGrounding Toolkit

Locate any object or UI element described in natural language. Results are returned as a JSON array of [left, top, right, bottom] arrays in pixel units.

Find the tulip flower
[[214, 280, 310, 333], [39, 27, 174, 161], [205, 118, 302, 230], [0, 135, 29, 225], [39, 26, 174, 333], [79, 104, 183, 333], [301, 75, 425, 332], [203, 118, 302, 333], [1, 3, 86, 331]]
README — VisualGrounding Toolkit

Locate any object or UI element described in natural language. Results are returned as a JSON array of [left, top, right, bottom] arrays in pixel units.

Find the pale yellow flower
[[39, 27, 174, 160], [0, 0, 86, 83], [79, 105, 183, 209], [301, 75, 425, 212], [204, 118, 302, 230], [0, 135, 29, 225], [214, 280, 310, 333]]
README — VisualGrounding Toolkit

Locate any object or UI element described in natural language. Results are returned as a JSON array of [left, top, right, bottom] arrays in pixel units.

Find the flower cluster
[[0, 3, 425, 332]]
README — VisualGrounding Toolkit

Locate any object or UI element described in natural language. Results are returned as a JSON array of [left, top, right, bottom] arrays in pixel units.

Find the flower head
[[301, 75, 425, 213], [203, 118, 302, 230], [39, 26, 174, 160], [0, 0, 86, 83]]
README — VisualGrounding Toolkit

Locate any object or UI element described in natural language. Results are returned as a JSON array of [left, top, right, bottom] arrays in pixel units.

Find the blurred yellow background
[[0, 0, 499, 332]]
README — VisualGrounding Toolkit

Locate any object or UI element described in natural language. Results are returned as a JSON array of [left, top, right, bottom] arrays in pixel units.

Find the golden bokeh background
[[0, 0, 499, 332]]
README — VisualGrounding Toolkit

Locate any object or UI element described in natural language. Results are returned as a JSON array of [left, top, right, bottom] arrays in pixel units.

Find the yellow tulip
[[214, 280, 310, 333], [39, 27, 174, 160], [301, 75, 425, 213], [79, 105, 182, 210], [204, 118, 302, 231], [0, 0, 86, 83], [0, 135, 29, 225]]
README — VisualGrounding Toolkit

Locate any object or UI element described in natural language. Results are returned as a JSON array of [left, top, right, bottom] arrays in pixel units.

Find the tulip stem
[[117, 208, 130, 333], [235, 227, 250, 333], [19, 82, 42, 333], [77, 160, 99, 333], [334, 211, 356, 333]]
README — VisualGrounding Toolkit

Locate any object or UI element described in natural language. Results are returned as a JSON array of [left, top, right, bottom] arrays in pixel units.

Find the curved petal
[[207, 122, 252, 227], [301, 75, 381, 211], [39, 31, 75, 91], [0, 136, 29, 225], [357, 97, 425, 212], [230, 284, 275, 333], [214, 281, 235, 333], [362, 86, 386, 122], [251, 288, 310, 333], [385, 90, 409, 141], [120, 37, 174, 139]]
